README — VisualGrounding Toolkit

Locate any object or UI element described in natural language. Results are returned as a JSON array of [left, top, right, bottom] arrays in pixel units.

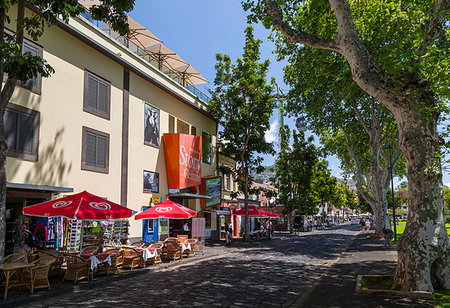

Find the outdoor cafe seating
[[63, 255, 90, 283], [22, 256, 56, 294]]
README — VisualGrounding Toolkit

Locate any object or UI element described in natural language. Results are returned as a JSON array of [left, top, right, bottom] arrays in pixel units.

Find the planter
[[355, 275, 432, 298]]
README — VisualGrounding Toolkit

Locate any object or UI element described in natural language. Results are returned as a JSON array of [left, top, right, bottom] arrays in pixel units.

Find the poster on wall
[[144, 103, 160, 147], [143, 170, 159, 193], [159, 218, 168, 232], [204, 177, 221, 207]]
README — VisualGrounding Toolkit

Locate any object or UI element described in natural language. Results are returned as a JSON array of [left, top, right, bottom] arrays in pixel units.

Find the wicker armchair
[[122, 248, 143, 270], [37, 251, 64, 277], [4, 252, 26, 263], [22, 256, 56, 294], [149, 243, 163, 265], [104, 248, 123, 274], [81, 245, 100, 254], [130, 241, 150, 248], [163, 241, 182, 261], [63, 255, 89, 283], [184, 239, 197, 257]]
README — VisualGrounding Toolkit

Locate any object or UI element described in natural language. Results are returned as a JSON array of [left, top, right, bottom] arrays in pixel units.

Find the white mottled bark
[[265, 0, 450, 291]]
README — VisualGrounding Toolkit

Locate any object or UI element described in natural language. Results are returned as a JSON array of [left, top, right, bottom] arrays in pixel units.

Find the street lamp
[[382, 141, 397, 241]]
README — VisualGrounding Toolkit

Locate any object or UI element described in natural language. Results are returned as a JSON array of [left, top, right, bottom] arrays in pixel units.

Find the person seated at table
[[19, 224, 33, 262]]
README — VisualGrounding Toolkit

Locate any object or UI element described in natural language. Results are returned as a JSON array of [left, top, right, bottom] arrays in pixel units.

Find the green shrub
[[445, 215, 450, 224]]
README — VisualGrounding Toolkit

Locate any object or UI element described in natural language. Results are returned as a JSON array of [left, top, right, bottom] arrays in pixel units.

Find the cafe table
[[135, 247, 157, 262], [179, 242, 191, 255], [79, 253, 111, 279], [0, 261, 36, 300]]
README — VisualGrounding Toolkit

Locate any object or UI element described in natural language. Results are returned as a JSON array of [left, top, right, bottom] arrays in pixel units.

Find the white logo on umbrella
[[89, 202, 111, 211], [155, 207, 172, 213], [52, 201, 72, 209]]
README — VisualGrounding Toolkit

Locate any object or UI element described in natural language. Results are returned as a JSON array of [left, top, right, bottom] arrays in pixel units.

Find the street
[[9, 225, 358, 307]]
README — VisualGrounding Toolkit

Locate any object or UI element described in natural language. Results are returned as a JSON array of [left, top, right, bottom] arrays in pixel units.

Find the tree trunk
[[392, 106, 450, 291], [264, 0, 450, 290], [0, 0, 25, 263], [244, 165, 249, 242]]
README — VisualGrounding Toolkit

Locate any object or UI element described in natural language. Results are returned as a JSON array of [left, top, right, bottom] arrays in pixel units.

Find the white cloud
[[265, 120, 279, 143]]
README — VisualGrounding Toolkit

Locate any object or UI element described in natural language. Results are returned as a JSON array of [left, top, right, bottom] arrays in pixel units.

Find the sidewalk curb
[[286, 231, 360, 308]]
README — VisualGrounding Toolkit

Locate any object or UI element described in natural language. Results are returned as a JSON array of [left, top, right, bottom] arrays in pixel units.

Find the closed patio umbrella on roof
[[139, 44, 188, 70], [78, 0, 103, 10], [125, 16, 163, 50], [173, 65, 208, 86]]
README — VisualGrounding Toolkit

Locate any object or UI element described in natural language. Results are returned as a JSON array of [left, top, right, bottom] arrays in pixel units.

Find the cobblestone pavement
[[3, 224, 358, 308]]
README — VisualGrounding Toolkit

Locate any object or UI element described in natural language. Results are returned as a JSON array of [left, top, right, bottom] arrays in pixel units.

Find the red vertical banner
[[163, 133, 202, 189]]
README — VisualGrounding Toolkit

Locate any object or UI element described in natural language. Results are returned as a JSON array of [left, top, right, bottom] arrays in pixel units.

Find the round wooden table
[[0, 261, 36, 300]]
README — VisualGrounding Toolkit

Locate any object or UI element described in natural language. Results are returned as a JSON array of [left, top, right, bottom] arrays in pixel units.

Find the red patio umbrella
[[135, 200, 196, 220], [233, 206, 268, 218], [22, 191, 136, 220], [259, 208, 280, 218]]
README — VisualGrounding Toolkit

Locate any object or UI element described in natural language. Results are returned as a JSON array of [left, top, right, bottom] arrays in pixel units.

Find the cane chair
[[63, 255, 89, 283], [122, 248, 143, 270], [4, 252, 26, 263], [22, 256, 56, 294], [185, 239, 197, 257], [149, 243, 163, 265], [130, 241, 150, 248], [37, 251, 64, 277], [81, 245, 100, 254], [164, 241, 182, 261], [104, 248, 122, 274]]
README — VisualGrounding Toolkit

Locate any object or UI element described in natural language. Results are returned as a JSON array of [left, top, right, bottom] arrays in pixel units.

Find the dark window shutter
[[85, 132, 97, 166], [22, 43, 39, 89], [4, 109, 18, 152], [18, 113, 34, 154], [98, 82, 108, 114], [96, 135, 107, 167], [87, 76, 98, 109]]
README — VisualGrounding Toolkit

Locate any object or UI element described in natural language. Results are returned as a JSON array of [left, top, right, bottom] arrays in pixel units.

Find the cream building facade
[[4, 5, 218, 252]]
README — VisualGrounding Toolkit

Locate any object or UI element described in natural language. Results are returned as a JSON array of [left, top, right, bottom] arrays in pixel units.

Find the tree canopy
[[209, 26, 275, 241]]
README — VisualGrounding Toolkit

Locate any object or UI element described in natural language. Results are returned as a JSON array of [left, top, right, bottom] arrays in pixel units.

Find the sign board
[[163, 133, 202, 189], [201, 176, 221, 208], [177, 235, 188, 242], [192, 217, 205, 238], [159, 218, 168, 232], [151, 196, 161, 205]]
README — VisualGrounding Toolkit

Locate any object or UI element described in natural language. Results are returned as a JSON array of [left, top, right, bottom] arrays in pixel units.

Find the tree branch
[[342, 129, 374, 204], [265, 0, 340, 52], [352, 105, 370, 135], [417, 0, 450, 60]]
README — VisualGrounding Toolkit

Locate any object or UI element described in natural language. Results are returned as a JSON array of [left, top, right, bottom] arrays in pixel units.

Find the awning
[[217, 210, 231, 215], [168, 193, 210, 199], [7, 182, 73, 193]]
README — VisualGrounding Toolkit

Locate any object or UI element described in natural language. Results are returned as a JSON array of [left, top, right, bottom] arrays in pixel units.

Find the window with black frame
[[83, 70, 111, 120], [4, 104, 40, 161], [202, 131, 212, 164], [81, 126, 109, 173]]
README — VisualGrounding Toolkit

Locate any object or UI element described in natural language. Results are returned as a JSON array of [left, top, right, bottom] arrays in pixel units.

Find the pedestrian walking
[[365, 219, 371, 232], [383, 228, 394, 247], [360, 218, 366, 231], [225, 223, 231, 246], [183, 222, 189, 236]]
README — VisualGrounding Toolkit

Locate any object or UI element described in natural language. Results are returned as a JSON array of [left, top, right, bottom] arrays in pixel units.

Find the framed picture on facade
[[143, 170, 159, 193], [144, 103, 160, 147]]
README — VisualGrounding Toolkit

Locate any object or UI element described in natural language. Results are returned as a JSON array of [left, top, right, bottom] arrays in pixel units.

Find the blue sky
[[128, 1, 448, 186]]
